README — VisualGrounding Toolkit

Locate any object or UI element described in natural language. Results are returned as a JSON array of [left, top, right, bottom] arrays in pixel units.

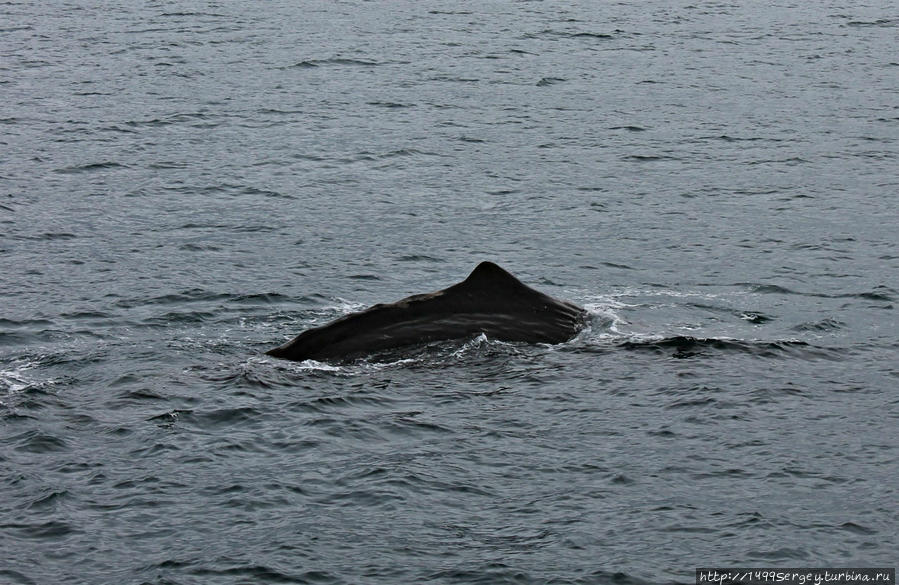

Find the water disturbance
[[2, 2, 897, 584]]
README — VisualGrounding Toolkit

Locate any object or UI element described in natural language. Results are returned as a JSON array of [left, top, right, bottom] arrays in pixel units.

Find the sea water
[[1, 2, 897, 583]]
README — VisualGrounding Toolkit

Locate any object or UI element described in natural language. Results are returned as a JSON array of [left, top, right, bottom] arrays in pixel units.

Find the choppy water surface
[[2, 2, 897, 583]]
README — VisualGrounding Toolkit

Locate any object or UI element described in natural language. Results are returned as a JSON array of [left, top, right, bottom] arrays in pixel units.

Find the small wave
[[747, 385, 806, 404], [616, 335, 840, 360], [746, 546, 811, 561], [840, 521, 877, 535], [525, 29, 618, 41], [738, 283, 797, 295], [53, 162, 126, 174], [600, 261, 634, 270], [710, 134, 771, 142], [158, 11, 228, 18], [611, 473, 636, 485], [189, 357, 295, 389], [396, 254, 446, 263], [326, 58, 383, 66], [59, 310, 111, 320], [240, 186, 291, 198], [748, 157, 809, 166], [0, 568, 35, 585], [147, 406, 265, 430], [230, 292, 292, 305], [285, 57, 382, 68], [571, 31, 615, 39], [293, 390, 393, 412], [428, 567, 648, 585], [142, 310, 217, 325], [186, 564, 334, 583], [536, 77, 565, 86], [666, 396, 718, 409], [256, 107, 305, 115], [853, 287, 895, 302], [112, 387, 166, 402], [145, 160, 185, 168], [740, 312, 773, 324], [0, 318, 54, 328], [792, 318, 845, 332], [17, 232, 77, 241], [847, 18, 898, 28], [367, 101, 413, 108], [1, 520, 78, 540], [192, 407, 264, 429], [27, 490, 69, 511], [682, 302, 776, 324], [148, 409, 193, 428], [430, 74, 480, 83], [621, 154, 679, 162], [73, 90, 112, 97], [114, 289, 230, 308], [176, 221, 230, 229], [738, 282, 895, 302], [125, 112, 216, 128], [368, 148, 439, 160], [232, 224, 279, 233], [387, 413, 453, 435], [179, 242, 221, 251], [12, 430, 69, 453]]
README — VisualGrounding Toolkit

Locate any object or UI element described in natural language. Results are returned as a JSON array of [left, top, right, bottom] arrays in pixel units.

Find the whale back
[[266, 262, 586, 362]]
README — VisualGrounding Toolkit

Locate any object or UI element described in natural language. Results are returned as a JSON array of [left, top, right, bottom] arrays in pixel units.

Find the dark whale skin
[[266, 261, 587, 362]]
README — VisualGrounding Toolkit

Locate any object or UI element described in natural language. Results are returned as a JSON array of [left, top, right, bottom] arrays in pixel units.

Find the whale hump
[[266, 262, 586, 362], [459, 261, 522, 289]]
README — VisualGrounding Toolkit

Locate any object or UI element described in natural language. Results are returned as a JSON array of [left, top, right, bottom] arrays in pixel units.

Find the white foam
[[0, 360, 41, 394], [290, 359, 344, 372], [583, 297, 632, 335]]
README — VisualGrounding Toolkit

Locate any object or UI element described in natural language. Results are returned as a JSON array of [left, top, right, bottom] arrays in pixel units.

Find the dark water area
[[2, 1, 897, 583]]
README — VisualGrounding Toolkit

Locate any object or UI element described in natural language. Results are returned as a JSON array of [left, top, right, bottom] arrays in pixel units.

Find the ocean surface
[[2, 1, 897, 583]]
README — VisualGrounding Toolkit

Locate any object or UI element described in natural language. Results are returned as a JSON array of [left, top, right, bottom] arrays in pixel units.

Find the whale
[[266, 261, 586, 362]]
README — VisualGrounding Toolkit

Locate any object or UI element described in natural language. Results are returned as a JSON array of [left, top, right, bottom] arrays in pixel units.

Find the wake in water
[[246, 282, 847, 385], [576, 286, 849, 360]]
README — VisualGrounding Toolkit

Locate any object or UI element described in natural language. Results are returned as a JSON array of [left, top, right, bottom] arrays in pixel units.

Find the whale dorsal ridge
[[459, 261, 525, 290], [266, 261, 586, 361]]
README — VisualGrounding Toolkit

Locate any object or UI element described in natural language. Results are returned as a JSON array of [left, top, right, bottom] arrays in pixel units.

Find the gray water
[[2, 2, 898, 584]]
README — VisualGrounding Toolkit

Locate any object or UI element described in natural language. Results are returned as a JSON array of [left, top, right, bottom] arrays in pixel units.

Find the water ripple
[[3, 1, 897, 582]]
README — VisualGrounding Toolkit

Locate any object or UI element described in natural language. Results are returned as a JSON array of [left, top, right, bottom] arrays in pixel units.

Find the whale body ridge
[[266, 261, 586, 362]]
